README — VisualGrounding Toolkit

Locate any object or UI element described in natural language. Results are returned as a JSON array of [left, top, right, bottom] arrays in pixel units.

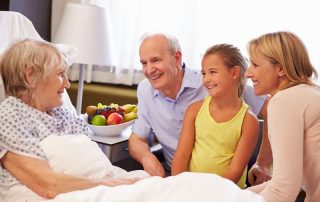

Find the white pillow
[[0, 48, 5, 103], [0, 75, 5, 103], [40, 134, 113, 179]]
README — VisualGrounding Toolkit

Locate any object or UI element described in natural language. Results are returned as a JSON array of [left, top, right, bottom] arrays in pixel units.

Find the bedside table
[[89, 126, 131, 163]]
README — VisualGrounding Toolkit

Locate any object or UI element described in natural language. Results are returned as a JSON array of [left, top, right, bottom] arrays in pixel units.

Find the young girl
[[171, 44, 259, 188]]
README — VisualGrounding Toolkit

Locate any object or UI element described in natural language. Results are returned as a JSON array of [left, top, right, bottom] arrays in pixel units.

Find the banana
[[131, 106, 138, 113], [97, 103, 107, 109], [122, 104, 137, 114], [109, 103, 119, 109], [124, 112, 138, 122]]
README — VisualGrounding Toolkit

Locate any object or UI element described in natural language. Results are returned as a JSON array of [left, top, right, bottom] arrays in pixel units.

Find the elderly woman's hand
[[1, 151, 145, 199]]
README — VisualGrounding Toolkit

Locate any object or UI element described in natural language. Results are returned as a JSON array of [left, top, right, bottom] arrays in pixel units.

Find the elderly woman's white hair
[[0, 11, 78, 114], [0, 39, 67, 97]]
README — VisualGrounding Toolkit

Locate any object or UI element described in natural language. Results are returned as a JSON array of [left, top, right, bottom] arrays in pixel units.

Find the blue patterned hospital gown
[[0, 96, 89, 186]]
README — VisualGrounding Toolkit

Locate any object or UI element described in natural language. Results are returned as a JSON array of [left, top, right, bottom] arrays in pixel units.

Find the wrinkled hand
[[103, 177, 141, 187], [141, 154, 165, 177], [248, 163, 272, 186]]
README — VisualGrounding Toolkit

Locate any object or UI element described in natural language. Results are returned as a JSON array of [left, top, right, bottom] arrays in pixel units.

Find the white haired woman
[[0, 39, 138, 201]]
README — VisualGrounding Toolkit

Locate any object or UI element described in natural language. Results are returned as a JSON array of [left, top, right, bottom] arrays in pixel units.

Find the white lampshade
[[53, 3, 118, 114], [53, 2, 117, 66]]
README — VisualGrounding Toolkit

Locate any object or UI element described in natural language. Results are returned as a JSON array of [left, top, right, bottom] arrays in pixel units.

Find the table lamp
[[53, 2, 117, 114]]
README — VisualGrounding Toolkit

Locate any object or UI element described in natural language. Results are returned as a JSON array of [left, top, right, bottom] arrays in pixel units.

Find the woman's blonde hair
[[203, 44, 248, 97], [0, 39, 64, 97], [248, 31, 318, 88]]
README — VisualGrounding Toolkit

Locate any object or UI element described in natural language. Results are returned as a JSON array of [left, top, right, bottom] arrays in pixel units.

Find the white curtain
[[52, 0, 320, 86]]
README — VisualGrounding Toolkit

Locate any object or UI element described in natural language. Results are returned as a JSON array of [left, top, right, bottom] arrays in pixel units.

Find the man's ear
[[175, 51, 182, 67], [24, 67, 36, 88], [232, 66, 241, 79]]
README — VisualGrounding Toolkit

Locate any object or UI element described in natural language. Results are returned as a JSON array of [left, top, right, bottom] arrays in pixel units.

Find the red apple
[[107, 112, 124, 125]]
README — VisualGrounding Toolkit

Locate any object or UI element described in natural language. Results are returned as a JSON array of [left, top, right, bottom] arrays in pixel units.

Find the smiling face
[[31, 60, 70, 112], [245, 52, 284, 95], [201, 54, 239, 98], [139, 35, 182, 98]]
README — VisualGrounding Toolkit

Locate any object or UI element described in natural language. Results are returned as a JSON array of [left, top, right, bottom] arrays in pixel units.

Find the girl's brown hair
[[204, 44, 248, 96]]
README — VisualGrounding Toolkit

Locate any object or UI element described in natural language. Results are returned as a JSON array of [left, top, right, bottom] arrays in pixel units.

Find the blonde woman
[[245, 31, 320, 202]]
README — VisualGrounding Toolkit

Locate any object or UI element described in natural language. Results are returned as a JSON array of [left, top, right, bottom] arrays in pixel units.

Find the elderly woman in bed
[[0, 39, 139, 200]]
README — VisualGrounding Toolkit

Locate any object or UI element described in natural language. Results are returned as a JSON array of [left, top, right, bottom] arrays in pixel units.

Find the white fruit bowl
[[83, 114, 135, 137]]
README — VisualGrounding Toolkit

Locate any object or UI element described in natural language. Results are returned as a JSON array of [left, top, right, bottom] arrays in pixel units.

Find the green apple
[[92, 115, 107, 126]]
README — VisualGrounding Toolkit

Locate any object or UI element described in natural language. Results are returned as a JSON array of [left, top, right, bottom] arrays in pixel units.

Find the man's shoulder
[[185, 67, 202, 79], [242, 85, 267, 116], [182, 67, 204, 90], [242, 85, 263, 101], [136, 79, 156, 99], [137, 78, 151, 89]]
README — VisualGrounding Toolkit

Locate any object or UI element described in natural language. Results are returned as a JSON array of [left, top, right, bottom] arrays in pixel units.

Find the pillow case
[[40, 134, 113, 179], [0, 48, 5, 102]]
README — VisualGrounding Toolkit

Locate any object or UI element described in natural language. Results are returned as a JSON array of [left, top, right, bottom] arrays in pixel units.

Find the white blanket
[[41, 135, 265, 202], [49, 172, 265, 202], [4, 135, 265, 202]]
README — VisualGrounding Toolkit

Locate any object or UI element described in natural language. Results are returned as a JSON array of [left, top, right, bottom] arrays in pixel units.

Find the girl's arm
[[223, 110, 259, 183], [1, 151, 138, 199], [171, 101, 203, 175]]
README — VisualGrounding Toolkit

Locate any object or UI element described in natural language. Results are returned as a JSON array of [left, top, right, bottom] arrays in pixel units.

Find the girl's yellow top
[[189, 96, 249, 188]]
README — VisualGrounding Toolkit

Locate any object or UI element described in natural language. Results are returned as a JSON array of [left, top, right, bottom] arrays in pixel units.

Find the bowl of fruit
[[85, 103, 138, 137]]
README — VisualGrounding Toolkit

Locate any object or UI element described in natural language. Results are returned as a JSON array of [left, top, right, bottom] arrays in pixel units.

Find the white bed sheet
[[3, 134, 265, 202], [49, 172, 265, 202]]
